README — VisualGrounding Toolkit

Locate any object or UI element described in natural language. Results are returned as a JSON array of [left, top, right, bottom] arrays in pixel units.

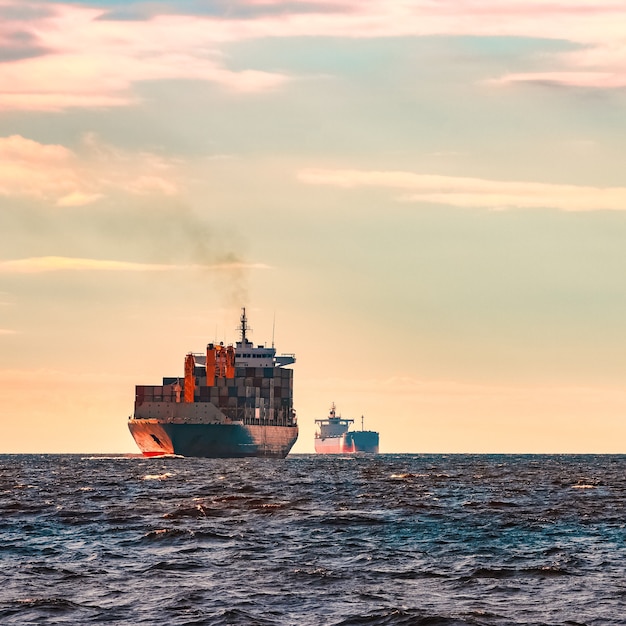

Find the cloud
[[0, 328, 17, 335], [491, 71, 626, 89], [0, 2, 288, 111], [494, 37, 626, 87], [298, 168, 626, 211], [0, 1, 625, 111], [0, 256, 271, 274], [0, 134, 180, 205]]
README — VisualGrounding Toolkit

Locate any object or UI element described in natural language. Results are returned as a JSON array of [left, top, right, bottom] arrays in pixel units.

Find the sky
[[2, 0, 626, 453]]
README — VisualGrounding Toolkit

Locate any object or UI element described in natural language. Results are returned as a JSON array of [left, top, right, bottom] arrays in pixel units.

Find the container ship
[[128, 309, 298, 458], [314, 403, 379, 454]]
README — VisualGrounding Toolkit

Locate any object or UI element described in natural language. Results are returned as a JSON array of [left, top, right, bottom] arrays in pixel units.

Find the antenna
[[361, 415, 364, 431], [272, 311, 276, 349]]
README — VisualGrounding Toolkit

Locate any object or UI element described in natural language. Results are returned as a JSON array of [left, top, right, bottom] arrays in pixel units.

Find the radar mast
[[238, 307, 252, 345]]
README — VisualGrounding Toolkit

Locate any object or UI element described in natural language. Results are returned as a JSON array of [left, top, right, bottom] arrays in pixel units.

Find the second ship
[[314, 403, 379, 454], [128, 308, 298, 458]]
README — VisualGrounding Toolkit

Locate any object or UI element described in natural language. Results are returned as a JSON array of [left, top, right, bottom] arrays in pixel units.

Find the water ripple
[[0, 454, 625, 625]]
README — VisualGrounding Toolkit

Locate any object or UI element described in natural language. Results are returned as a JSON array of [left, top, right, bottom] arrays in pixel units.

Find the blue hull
[[346, 431, 379, 454], [128, 419, 298, 458]]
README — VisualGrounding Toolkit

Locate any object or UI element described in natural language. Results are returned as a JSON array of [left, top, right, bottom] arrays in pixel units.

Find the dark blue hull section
[[165, 423, 256, 458], [345, 431, 379, 454]]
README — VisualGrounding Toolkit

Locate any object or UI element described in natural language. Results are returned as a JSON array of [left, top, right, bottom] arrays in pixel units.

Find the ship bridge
[[315, 403, 353, 439]]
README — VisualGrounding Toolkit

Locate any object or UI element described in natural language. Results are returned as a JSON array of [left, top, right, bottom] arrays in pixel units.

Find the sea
[[1, 454, 625, 625]]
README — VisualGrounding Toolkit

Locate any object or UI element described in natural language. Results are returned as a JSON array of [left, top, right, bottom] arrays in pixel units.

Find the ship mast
[[238, 307, 252, 344]]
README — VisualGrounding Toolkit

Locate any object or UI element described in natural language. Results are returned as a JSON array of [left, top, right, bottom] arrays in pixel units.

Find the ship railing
[[226, 407, 295, 427]]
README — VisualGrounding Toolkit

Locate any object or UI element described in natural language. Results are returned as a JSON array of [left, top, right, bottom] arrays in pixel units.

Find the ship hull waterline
[[129, 419, 298, 459]]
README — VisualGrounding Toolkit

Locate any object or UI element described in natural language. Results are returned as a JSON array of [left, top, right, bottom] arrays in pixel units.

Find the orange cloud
[[0, 256, 271, 273], [0, 134, 180, 205], [298, 168, 626, 211]]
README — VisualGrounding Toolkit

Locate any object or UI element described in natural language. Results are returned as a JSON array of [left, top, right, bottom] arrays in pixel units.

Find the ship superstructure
[[128, 308, 298, 458], [314, 403, 379, 454]]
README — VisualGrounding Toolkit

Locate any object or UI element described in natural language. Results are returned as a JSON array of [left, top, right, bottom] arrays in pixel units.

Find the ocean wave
[[142, 472, 174, 480], [332, 607, 490, 626]]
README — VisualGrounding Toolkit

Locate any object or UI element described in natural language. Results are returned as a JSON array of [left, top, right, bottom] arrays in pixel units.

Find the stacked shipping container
[[135, 366, 294, 426]]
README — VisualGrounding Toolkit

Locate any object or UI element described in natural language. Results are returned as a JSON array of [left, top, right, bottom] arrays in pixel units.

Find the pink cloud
[[0, 3, 288, 111], [0, 0, 623, 111], [491, 38, 626, 87]]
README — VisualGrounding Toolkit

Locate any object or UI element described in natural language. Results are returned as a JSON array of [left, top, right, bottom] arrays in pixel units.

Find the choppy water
[[1, 454, 626, 625]]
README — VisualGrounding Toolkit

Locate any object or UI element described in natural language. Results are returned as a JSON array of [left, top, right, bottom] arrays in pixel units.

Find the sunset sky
[[2, 0, 626, 453]]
